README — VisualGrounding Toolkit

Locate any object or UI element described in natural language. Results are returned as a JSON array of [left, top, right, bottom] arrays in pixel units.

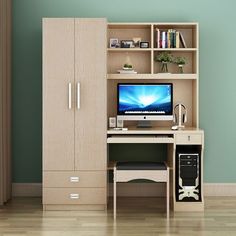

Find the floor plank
[[0, 197, 236, 235]]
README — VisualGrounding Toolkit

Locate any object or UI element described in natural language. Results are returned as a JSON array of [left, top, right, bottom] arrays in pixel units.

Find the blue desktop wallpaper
[[118, 84, 172, 115]]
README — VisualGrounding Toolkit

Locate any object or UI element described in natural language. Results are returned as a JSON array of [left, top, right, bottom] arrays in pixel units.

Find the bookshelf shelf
[[107, 48, 152, 52], [153, 48, 197, 52], [107, 73, 197, 80]]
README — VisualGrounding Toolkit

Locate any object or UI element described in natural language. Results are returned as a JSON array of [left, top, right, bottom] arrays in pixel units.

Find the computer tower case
[[176, 146, 201, 202]]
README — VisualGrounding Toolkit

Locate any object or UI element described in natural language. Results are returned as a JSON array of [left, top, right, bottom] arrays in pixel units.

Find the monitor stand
[[137, 120, 152, 128]]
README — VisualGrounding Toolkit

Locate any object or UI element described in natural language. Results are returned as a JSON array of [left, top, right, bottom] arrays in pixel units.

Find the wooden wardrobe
[[42, 18, 107, 210]]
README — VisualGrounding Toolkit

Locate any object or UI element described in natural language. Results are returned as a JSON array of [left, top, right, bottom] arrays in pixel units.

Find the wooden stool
[[113, 161, 170, 219]]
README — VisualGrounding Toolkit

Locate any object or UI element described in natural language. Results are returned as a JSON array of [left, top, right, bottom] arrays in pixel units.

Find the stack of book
[[155, 28, 187, 48], [117, 69, 137, 74]]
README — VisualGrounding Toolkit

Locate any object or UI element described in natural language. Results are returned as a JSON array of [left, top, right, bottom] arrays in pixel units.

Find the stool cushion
[[116, 162, 167, 170]]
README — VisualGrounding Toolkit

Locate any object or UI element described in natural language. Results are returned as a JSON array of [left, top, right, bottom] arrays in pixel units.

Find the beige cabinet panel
[[43, 171, 106, 188], [74, 19, 107, 171], [176, 133, 202, 144], [43, 19, 75, 171], [43, 188, 106, 205]]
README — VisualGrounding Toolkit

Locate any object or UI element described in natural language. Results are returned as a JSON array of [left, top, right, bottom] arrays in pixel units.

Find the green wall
[[12, 0, 236, 183]]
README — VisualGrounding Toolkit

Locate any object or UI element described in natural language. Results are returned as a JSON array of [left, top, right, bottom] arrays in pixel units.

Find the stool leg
[[113, 167, 116, 219], [166, 168, 170, 218]]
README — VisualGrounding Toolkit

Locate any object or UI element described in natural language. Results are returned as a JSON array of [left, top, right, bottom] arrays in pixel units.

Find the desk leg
[[167, 167, 170, 218], [113, 167, 116, 219]]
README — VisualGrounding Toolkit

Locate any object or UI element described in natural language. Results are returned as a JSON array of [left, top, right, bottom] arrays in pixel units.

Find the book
[[179, 32, 187, 48], [117, 70, 137, 74], [162, 31, 166, 48], [167, 29, 171, 48], [171, 30, 175, 48], [156, 28, 160, 48], [176, 31, 180, 48]]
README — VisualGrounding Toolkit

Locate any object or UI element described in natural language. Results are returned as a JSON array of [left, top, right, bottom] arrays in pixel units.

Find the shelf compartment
[[107, 51, 151, 74], [107, 79, 196, 128], [153, 24, 198, 49], [153, 51, 197, 74], [108, 24, 151, 49], [107, 73, 197, 80]]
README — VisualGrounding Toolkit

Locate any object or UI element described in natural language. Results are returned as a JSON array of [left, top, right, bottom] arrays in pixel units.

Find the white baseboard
[[203, 183, 236, 196], [12, 183, 236, 197]]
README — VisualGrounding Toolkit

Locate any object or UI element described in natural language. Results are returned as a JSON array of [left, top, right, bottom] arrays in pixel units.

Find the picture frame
[[140, 42, 149, 48], [133, 37, 142, 47], [109, 38, 119, 48], [120, 40, 135, 48]]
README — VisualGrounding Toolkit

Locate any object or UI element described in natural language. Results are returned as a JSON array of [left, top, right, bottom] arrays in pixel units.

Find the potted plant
[[123, 63, 133, 70], [154, 52, 173, 73], [174, 56, 187, 73]]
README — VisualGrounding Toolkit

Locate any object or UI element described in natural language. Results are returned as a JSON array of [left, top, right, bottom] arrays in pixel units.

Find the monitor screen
[[117, 83, 173, 119]]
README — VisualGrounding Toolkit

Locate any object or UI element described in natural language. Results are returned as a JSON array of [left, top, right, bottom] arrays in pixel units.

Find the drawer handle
[[188, 135, 191, 141], [70, 193, 79, 199], [70, 176, 79, 182]]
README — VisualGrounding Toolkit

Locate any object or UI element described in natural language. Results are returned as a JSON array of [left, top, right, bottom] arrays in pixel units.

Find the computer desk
[[107, 127, 204, 212]]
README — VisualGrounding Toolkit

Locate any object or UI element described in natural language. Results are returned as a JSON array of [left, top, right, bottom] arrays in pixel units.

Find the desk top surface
[[107, 127, 204, 135]]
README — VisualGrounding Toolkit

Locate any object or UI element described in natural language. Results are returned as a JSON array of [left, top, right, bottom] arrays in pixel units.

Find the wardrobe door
[[43, 19, 75, 171], [74, 19, 107, 171]]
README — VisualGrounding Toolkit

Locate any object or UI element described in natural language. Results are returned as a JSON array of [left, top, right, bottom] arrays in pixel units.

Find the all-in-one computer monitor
[[117, 83, 173, 127]]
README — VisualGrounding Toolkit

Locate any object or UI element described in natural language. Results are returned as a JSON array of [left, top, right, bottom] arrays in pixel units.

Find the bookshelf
[[107, 22, 199, 128], [107, 22, 204, 212], [107, 22, 198, 78]]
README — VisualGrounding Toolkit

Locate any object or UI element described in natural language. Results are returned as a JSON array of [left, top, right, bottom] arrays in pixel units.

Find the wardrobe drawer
[[43, 171, 106, 188], [43, 188, 106, 205], [176, 134, 202, 144]]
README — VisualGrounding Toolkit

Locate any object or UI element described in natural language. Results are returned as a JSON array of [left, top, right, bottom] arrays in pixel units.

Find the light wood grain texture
[[43, 18, 107, 209], [107, 135, 174, 143], [108, 26, 151, 47], [153, 51, 196, 74], [107, 22, 199, 131], [43, 171, 106, 188], [116, 170, 169, 182], [107, 126, 204, 134], [113, 164, 170, 219], [43, 18, 75, 171], [1, 197, 235, 236], [108, 51, 151, 74], [107, 48, 152, 52], [74, 19, 107, 171], [44, 204, 106, 210], [107, 22, 198, 76], [107, 128, 204, 212], [43, 188, 106, 205], [107, 73, 197, 80], [175, 133, 202, 144], [172, 133, 203, 211], [0, 0, 11, 205], [107, 79, 194, 128]]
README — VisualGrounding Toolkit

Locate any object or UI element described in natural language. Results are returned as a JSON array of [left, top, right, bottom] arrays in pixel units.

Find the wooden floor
[[1, 197, 236, 236]]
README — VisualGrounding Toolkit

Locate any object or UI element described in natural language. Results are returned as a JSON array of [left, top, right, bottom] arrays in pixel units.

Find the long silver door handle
[[77, 82, 80, 110], [68, 83, 72, 109]]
